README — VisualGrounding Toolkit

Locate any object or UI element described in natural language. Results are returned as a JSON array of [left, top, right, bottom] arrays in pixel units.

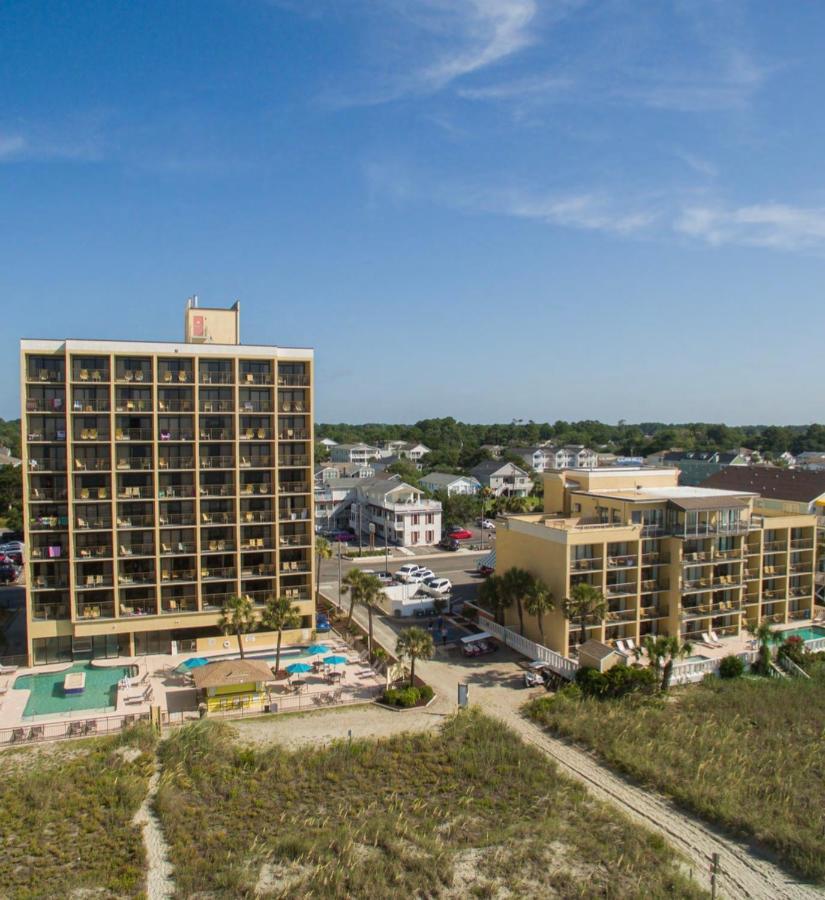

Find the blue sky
[[2, 0, 824, 425]]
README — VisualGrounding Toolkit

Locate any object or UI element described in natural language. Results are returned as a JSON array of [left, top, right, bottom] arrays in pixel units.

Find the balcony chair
[[178, 370, 187, 382], [79, 369, 89, 381], [134, 370, 144, 382], [163, 371, 172, 383]]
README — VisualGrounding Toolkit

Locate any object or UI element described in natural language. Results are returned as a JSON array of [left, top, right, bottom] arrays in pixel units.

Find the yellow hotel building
[[20, 301, 314, 665], [497, 467, 817, 656]]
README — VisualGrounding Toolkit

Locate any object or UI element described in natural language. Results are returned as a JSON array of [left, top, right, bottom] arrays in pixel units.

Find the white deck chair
[[708, 631, 724, 647]]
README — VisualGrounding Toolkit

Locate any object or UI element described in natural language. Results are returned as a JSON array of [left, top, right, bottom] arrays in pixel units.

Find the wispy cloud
[[457, 72, 571, 100], [0, 133, 27, 161], [675, 203, 825, 250], [0, 122, 106, 164]]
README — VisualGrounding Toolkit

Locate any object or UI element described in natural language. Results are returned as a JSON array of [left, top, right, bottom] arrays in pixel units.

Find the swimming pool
[[776, 625, 825, 643], [685, 655, 710, 663], [13, 662, 134, 718]]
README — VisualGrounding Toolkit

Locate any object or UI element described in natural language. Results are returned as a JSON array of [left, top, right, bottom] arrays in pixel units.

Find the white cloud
[[457, 72, 571, 100], [417, 0, 538, 90], [494, 190, 657, 234], [676, 203, 825, 250]]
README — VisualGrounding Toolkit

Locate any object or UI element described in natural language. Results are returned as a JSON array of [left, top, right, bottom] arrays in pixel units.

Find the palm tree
[[341, 568, 366, 624], [396, 626, 434, 687], [748, 619, 781, 675], [524, 576, 554, 645], [478, 573, 511, 626], [219, 594, 256, 659], [641, 634, 693, 691], [562, 582, 607, 647], [261, 595, 301, 675], [315, 536, 332, 601], [501, 567, 533, 636], [353, 573, 384, 659]]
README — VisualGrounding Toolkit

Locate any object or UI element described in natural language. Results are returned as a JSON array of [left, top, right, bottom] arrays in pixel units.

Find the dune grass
[[527, 672, 825, 883], [155, 709, 704, 898], [0, 724, 156, 899]]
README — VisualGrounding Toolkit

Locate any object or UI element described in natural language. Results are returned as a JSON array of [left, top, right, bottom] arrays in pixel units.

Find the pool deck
[[0, 640, 385, 734]]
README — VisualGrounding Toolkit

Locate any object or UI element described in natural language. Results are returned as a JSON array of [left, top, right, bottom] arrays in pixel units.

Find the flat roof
[[20, 338, 313, 359], [580, 485, 757, 505]]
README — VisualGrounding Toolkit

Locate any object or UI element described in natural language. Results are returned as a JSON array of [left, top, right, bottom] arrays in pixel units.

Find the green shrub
[[575, 664, 656, 699], [382, 686, 421, 707], [418, 684, 434, 703], [719, 654, 744, 679]]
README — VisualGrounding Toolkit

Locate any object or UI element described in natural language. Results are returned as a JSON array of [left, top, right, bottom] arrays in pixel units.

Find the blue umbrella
[[304, 644, 330, 656], [177, 657, 209, 671], [286, 662, 313, 675], [323, 655, 347, 666]]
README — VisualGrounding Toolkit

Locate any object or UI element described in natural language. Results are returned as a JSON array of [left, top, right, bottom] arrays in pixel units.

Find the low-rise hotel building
[[21, 301, 315, 665], [497, 467, 817, 656]]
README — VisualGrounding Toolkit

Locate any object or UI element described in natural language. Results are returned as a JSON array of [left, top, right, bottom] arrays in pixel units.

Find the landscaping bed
[[527, 671, 825, 883], [0, 725, 156, 898], [154, 710, 703, 897]]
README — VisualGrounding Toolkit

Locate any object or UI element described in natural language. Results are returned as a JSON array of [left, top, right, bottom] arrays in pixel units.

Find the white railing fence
[[463, 603, 578, 680], [670, 651, 758, 686]]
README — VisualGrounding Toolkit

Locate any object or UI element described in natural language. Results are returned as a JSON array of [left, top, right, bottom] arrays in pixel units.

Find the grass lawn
[[0, 725, 156, 898], [155, 709, 704, 898], [527, 672, 825, 883]]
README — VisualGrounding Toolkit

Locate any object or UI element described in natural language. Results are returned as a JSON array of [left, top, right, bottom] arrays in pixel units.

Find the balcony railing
[[242, 510, 275, 524], [606, 608, 637, 622], [790, 538, 814, 550], [30, 575, 69, 590], [241, 428, 272, 441], [116, 515, 155, 528], [74, 369, 109, 383], [200, 456, 235, 469], [32, 603, 70, 620], [202, 592, 235, 609], [74, 458, 110, 471], [75, 517, 111, 530], [200, 400, 235, 413], [279, 455, 309, 467], [241, 539, 273, 551], [76, 575, 114, 589], [199, 429, 233, 441], [763, 541, 787, 553], [240, 372, 274, 385], [243, 589, 271, 606], [278, 430, 309, 440], [160, 541, 196, 555], [605, 583, 636, 597], [278, 508, 309, 521], [115, 428, 152, 442], [71, 400, 110, 413], [159, 486, 196, 499], [159, 456, 195, 470], [200, 484, 235, 497], [161, 597, 199, 613], [607, 555, 637, 568], [157, 400, 193, 413], [279, 532, 311, 547], [241, 401, 272, 413], [77, 603, 116, 619], [201, 567, 237, 581], [159, 513, 196, 527], [29, 369, 65, 383], [571, 558, 601, 571], [118, 543, 155, 557], [29, 489, 68, 502], [278, 482, 309, 494], [241, 483, 273, 495], [203, 539, 235, 553], [29, 545, 69, 560], [116, 458, 153, 471], [118, 573, 156, 586], [160, 570, 197, 583], [114, 400, 153, 413], [242, 564, 277, 577], [159, 431, 195, 442], [199, 373, 234, 385], [277, 374, 310, 386], [201, 512, 235, 525], [29, 459, 67, 472]]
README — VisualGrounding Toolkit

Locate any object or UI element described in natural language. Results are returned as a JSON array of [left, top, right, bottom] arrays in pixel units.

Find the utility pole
[[358, 503, 363, 554], [384, 511, 390, 572], [337, 540, 342, 609]]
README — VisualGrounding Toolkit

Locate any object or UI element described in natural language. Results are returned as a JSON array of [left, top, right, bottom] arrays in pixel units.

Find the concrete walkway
[[334, 595, 824, 900]]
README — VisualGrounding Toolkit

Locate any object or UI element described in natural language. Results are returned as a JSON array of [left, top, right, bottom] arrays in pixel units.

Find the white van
[[396, 564, 424, 583]]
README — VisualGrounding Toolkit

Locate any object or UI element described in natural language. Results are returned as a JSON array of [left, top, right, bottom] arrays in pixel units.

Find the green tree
[[641, 634, 692, 691], [748, 619, 783, 675], [395, 626, 434, 687], [261, 595, 301, 675], [315, 536, 332, 600], [478, 573, 511, 626], [218, 594, 256, 659], [341, 568, 369, 625], [524, 576, 554, 645], [562, 582, 607, 647], [501, 567, 533, 637], [350, 573, 384, 659]]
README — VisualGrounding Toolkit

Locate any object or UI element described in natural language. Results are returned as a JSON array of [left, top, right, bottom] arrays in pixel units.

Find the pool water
[[777, 625, 825, 643], [14, 662, 134, 718], [685, 655, 710, 663]]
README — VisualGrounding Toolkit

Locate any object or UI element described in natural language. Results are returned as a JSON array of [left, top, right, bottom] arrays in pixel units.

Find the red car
[[447, 528, 472, 540]]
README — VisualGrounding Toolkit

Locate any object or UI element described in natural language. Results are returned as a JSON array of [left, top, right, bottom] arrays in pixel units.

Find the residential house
[[376, 440, 431, 463], [470, 460, 533, 497], [0, 446, 22, 468], [419, 472, 482, 496], [497, 466, 817, 657], [796, 451, 825, 471], [318, 437, 338, 449], [662, 450, 749, 486], [330, 442, 382, 465], [480, 444, 503, 459], [349, 478, 442, 547], [315, 477, 363, 533]]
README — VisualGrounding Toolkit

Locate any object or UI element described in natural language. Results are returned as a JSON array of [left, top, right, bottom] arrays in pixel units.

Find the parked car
[[316, 612, 331, 632], [397, 563, 425, 583], [448, 528, 473, 541], [477, 519, 496, 530], [422, 576, 452, 596], [0, 563, 18, 584], [3, 551, 23, 566], [476, 562, 494, 577], [326, 530, 355, 543], [438, 536, 460, 551], [0, 541, 24, 553], [374, 571, 395, 585], [407, 568, 435, 584]]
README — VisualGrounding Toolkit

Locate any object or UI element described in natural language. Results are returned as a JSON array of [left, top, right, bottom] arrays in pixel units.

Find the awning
[[461, 631, 492, 644]]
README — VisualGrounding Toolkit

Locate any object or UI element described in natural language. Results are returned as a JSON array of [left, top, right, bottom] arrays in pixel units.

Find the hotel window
[[426, 531, 433, 543], [411, 531, 419, 544]]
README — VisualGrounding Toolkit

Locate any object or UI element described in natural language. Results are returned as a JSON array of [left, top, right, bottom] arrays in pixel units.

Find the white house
[[330, 442, 382, 464], [469, 460, 532, 497], [319, 437, 338, 449], [419, 472, 481, 496], [376, 440, 431, 462], [349, 479, 442, 547]]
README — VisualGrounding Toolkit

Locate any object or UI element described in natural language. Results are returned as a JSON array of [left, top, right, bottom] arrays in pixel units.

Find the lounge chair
[[709, 630, 725, 646], [700, 632, 722, 648]]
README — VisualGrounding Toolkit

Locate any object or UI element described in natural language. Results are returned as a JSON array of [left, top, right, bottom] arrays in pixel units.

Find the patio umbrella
[[304, 644, 330, 656], [286, 662, 313, 675], [323, 655, 347, 667], [176, 657, 209, 671]]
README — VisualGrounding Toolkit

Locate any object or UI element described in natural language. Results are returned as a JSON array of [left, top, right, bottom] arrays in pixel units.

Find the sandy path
[[314, 597, 825, 900], [134, 767, 174, 900]]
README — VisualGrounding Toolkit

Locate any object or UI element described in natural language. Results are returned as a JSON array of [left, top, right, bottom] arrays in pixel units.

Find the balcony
[[200, 400, 235, 413], [605, 583, 636, 598], [201, 566, 237, 581], [680, 605, 711, 620], [32, 602, 70, 620], [279, 454, 308, 467], [640, 579, 669, 592], [159, 430, 195, 442], [277, 401, 304, 414], [241, 482, 273, 496], [77, 574, 114, 589], [159, 512, 196, 527], [200, 455, 235, 470], [571, 558, 601, 571], [161, 596, 199, 614], [158, 366, 193, 384], [242, 510, 275, 524], [117, 487, 152, 500], [75, 516, 111, 530], [77, 602, 116, 620], [240, 400, 272, 413], [116, 457, 153, 471], [199, 371, 234, 385], [114, 399, 153, 414], [116, 514, 155, 529], [200, 511, 235, 525], [607, 554, 637, 568], [74, 457, 110, 471], [29, 544, 69, 560], [200, 484, 235, 498], [240, 371, 273, 385], [763, 541, 787, 553], [241, 428, 272, 441], [606, 607, 637, 623], [241, 538, 273, 551], [159, 485, 196, 499], [279, 429, 310, 440], [277, 373, 310, 386], [640, 605, 666, 619], [72, 367, 109, 383], [243, 589, 271, 606], [157, 399, 193, 413], [203, 539, 235, 553], [29, 488, 69, 503], [30, 575, 69, 590], [160, 540, 196, 555], [76, 544, 112, 559], [160, 569, 197, 583], [243, 563, 277, 578], [199, 428, 233, 441], [29, 458, 68, 473], [681, 552, 711, 565], [75, 486, 111, 501], [29, 367, 65, 383], [115, 367, 152, 384], [118, 571, 156, 586], [115, 428, 153, 442], [790, 538, 814, 550], [26, 397, 65, 413], [159, 456, 194, 470], [202, 592, 234, 610], [118, 542, 154, 558]]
